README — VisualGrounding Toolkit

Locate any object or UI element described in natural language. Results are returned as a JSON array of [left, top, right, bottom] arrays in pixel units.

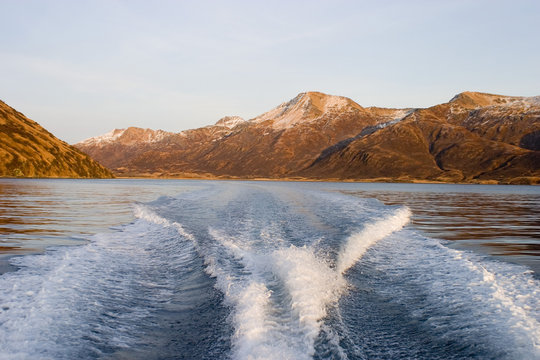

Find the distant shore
[[2, 174, 539, 185], [103, 174, 540, 185]]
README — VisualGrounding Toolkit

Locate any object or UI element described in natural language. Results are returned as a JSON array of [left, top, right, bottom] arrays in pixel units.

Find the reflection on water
[[0, 179, 193, 273], [1, 179, 539, 277], [344, 184, 540, 275]]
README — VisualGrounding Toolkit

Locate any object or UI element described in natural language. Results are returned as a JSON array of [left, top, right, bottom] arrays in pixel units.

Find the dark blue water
[[0, 179, 538, 359]]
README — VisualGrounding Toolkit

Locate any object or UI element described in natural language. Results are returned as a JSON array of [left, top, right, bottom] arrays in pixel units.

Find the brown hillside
[[0, 100, 113, 178], [75, 91, 540, 183]]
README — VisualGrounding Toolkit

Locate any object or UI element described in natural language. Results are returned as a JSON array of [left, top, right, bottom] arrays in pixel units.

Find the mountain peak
[[449, 91, 540, 109], [215, 116, 246, 129], [449, 91, 504, 108], [77, 128, 126, 146], [78, 127, 172, 146], [252, 91, 363, 129], [294, 91, 363, 109]]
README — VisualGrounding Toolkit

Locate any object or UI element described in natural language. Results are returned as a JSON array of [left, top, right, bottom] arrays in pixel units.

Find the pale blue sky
[[1, 0, 539, 143]]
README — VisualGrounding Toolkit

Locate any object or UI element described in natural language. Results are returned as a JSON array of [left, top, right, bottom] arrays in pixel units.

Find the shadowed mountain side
[[0, 100, 113, 178], [303, 114, 538, 183], [446, 92, 540, 149], [76, 91, 540, 184]]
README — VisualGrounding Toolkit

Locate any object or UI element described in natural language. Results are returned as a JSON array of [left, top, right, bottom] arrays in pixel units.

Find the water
[[0, 179, 538, 359], [340, 183, 540, 275]]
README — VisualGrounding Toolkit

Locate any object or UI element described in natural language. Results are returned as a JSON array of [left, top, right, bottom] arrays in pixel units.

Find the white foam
[[204, 229, 323, 359], [369, 228, 540, 358], [231, 281, 280, 360], [133, 203, 194, 241], [461, 258, 540, 354], [0, 204, 197, 359], [204, 206, 410, 360], [271, 245, 346, 356], [205, 229, 297, 360], [337, 207, 411, 274]]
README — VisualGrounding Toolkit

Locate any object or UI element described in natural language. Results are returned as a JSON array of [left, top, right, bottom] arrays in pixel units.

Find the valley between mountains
[[74, 91, 540, 184]]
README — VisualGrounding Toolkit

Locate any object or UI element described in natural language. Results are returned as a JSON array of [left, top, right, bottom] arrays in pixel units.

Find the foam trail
[[337, 207, 411, 274], [459, 254, 540, 355], [0, 203, 200, 359], [206, 207, 411, 359], [207, 240, 308, 359], [206, 230, 280, 359], [207, 230, 345, 360], [133, 203, 194, 241], [357, 229, 540, 358], [272, 245, 346, 357], [232, 281, 281, 360]]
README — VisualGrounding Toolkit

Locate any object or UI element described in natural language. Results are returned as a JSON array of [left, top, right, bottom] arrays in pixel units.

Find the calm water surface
[[339, 182, 540, 275], [0, 179, 189, 272], [0, 179, 537, 359]]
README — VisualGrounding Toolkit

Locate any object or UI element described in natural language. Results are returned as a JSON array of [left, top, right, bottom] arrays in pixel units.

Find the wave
[[348, 229, 540, 359], [0, 204, 201, 359], [2, 183, 537, 360], [271, 245, 346, 356], [199, 206, 411, 360], [133, 203, 194, 241], [336, 207, 412, 274]]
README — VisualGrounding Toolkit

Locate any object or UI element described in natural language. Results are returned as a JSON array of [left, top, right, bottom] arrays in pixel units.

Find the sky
[[1, 0, 539, 144]]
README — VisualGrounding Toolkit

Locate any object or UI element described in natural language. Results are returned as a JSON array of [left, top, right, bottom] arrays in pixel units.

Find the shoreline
[[1, 174, 538, 185]]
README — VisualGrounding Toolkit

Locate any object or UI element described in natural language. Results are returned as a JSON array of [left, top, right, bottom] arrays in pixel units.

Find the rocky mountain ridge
[[75, 91, 540, 184]]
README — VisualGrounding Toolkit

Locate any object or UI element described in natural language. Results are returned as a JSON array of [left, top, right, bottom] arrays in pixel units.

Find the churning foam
[[205, 229, 302, 360], [458, 254, 540, 355], [336, 207, 411, 274], [0, 203, 198, 359], [204, 208, 411, 360], [272, 245, 346, 356], [133, 203, 194, 241], [138, 202, 538, 358], [116, 204, 411, 359], [365, 227, 540, 358]]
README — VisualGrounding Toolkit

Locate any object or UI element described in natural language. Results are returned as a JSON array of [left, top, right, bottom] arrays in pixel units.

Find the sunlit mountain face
[[76, 91, 540, 184]]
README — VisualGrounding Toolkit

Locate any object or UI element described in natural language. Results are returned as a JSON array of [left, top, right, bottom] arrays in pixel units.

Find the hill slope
[[76, 91, 540, 184], [0, 100, 113, 178]]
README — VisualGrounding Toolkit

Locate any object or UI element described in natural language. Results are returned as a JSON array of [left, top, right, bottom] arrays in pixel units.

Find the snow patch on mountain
[[502, 96, 540, 108], [77, 129, 127, 146], [251, 92, 361, 130], [77, 128, 172, 146], [359, 109, 414, 137], [386, 109, 415, 124], [215, 116, 246, 129], [323, 95, 353, 111], [450, 92, 540, 110]]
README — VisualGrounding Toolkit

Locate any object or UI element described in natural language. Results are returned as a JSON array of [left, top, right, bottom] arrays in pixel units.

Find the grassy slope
[[0, 100, 113, 178]]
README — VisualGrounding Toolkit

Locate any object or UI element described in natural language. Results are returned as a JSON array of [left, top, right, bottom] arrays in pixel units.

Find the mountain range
[[75, 91, 539, 184], [0, 100, 113, 178]]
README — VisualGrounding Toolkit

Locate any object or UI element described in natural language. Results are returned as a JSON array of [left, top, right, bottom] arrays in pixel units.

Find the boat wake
[[0, 182, 538, 360]]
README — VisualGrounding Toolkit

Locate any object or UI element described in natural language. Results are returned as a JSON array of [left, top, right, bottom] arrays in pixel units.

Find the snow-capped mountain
[[78, 128, 174, 147], [75, 91, 540, 184]]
